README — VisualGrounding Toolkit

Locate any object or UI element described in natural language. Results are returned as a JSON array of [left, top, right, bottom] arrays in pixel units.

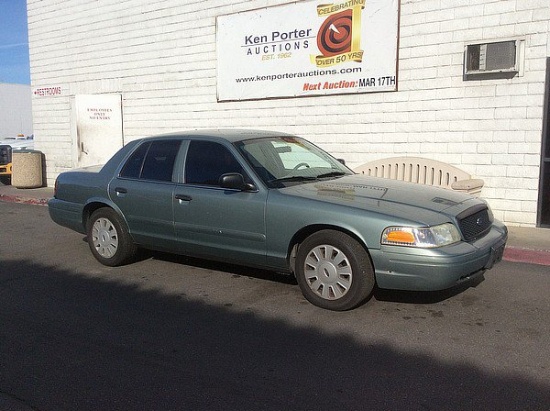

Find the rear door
[[109, 139, 183, 249], [173, 140, 268, 266]]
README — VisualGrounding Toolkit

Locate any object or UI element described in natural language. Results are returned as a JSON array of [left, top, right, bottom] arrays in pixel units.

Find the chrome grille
[[458, 207, 492, 242]]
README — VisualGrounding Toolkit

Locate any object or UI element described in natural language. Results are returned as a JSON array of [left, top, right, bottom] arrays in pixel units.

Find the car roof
[[140, 129, 295, 144]]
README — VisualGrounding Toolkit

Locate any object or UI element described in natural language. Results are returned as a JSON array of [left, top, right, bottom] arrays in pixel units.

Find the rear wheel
[[296, 230, 375, 311], [87, 208, 137, 266]]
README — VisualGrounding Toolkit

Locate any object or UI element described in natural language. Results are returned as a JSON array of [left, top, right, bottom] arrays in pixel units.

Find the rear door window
[[120, 140, 182, 182]]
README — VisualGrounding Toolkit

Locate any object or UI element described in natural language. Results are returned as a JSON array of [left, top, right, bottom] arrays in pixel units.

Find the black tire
[[87, 208, 137, 267], [296, 230, 375, 311]]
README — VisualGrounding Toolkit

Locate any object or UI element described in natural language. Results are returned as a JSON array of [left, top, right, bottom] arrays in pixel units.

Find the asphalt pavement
[[1, 183, 549, 266], [2, 198, 550, 411]]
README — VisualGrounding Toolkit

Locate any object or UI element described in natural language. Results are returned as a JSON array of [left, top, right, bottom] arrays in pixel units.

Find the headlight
[[381, 223, 461, 248]]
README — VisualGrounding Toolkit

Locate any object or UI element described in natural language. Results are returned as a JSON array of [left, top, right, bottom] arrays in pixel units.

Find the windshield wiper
[[268, 176, 319, 184], [315, 171, 347, 179]]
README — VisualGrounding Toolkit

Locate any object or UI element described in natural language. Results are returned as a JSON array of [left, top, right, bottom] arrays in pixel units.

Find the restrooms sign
[[216, 0, 399, 101]]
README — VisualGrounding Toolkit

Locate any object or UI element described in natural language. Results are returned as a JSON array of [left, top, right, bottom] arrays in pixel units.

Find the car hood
[[279, 174, 478, 220]]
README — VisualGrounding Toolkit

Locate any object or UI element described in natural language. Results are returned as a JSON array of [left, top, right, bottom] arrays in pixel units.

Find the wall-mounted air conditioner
[[464, 40, 523, 77]]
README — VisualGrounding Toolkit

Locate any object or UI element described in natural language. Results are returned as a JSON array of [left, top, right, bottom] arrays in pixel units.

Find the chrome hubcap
[[92, 217, 118, 258], [303, 244, 352, 300]]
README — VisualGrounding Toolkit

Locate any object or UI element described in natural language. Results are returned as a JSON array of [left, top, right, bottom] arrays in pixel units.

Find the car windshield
[[234, 136, 353, 188]]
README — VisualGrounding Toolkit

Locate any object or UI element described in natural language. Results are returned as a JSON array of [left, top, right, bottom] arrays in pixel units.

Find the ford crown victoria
[[49, 130, 507, 310]]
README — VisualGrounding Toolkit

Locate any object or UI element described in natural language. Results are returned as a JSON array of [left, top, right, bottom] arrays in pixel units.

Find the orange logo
[[317, 9, 353, 57], [312, 0, 365, 67]]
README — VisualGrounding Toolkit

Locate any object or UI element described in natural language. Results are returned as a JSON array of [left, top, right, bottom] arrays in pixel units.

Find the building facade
[[27, 0, 550, 227]]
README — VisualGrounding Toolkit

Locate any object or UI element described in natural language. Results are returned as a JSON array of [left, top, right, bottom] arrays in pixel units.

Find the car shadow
[[2, 259, 549, 411], [374, 274, 485, 304]]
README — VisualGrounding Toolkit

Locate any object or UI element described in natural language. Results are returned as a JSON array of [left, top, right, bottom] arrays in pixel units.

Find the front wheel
[[296, 230, 375, 311], [87, 208, 137, 267]]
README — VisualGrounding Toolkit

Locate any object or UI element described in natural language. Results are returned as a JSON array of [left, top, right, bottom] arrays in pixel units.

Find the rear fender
[[83, 197, 130, 233]]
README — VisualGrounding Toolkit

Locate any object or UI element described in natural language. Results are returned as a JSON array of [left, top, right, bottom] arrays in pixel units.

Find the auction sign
[[216, 0, 399, 101]]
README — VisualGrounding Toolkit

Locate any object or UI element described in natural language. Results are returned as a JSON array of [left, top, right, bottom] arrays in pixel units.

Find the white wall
[[27, 0, 550, 226], [0, 83, 33, 138]]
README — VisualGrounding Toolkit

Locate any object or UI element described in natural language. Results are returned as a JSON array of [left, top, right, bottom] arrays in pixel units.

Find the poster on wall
[[73, 94, 123, 168], [216, 0, 399, 101]]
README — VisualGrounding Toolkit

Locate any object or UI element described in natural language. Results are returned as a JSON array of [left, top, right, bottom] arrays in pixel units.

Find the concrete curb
[[0, 193, 50, 206], [503, 247, 550, 266]]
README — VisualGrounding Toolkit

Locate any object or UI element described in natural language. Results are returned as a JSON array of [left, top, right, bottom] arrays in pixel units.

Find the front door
[[173, 140, 267, 266]]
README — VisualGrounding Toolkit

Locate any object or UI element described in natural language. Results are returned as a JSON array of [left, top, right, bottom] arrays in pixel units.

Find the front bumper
[[370, 221, 508, 291]]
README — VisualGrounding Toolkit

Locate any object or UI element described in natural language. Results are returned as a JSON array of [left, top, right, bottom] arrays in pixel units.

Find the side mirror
[[219, 173, 256, 191], [337, 158, 346, 166]]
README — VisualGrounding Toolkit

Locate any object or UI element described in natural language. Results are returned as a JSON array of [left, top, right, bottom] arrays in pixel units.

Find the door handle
[[175, 194, 192, 202], [115, 187, 127, 195]]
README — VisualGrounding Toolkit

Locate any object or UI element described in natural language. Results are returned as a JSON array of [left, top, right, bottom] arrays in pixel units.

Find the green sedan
[[49, 129, 508, 311]]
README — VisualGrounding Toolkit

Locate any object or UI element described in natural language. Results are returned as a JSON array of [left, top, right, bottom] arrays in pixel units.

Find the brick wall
[[27, 0, 550, 226]]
